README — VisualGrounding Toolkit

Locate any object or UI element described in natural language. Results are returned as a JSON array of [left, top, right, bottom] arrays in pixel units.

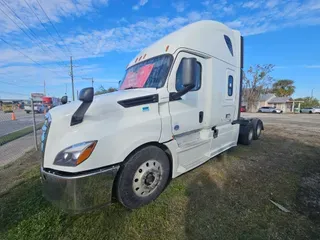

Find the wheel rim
[[132, 160, 163, 197], [248, 129, 253, 141], [256, 124, 261, 137]]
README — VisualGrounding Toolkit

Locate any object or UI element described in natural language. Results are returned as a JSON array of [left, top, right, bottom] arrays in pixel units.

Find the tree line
[[242, 64, 319, 110]]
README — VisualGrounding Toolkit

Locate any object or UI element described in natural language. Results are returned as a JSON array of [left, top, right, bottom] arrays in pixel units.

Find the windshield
[[119, 54, 173, 90]]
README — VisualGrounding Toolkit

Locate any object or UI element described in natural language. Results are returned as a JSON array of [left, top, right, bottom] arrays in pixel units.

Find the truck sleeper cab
[[40, 20, 264, 213]]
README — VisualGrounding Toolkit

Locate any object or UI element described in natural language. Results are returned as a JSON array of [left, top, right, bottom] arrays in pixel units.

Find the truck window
[[224, 35, 233, 56], [228, 75, 233, 96], [120, 54, 173, 90], [176, 61, 202, 92]]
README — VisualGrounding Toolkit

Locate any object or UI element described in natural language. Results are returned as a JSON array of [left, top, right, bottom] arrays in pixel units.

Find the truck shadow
[[183, 133, 320, 239]]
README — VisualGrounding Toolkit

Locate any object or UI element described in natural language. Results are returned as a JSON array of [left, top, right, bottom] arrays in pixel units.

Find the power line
[[35, 0, 72, 56], [22, 0, 70, 62], [0, 0, 68, 70], [34, 0, 90, 78], [0, 36, 67, 77], [0, 80, 24, 87], [0, 90, 29, 96], [0, 80, 39, 88]]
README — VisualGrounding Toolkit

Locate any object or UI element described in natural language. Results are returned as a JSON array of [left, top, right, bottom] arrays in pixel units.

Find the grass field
[[1, 124, 320, 240], [0, 123, 43, 146]]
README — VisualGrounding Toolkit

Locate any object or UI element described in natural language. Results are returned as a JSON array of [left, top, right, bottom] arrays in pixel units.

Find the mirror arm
[[170, 84, 195, 101]]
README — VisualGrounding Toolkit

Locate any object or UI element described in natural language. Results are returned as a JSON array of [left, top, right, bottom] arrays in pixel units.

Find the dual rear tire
[[238, 119, 263, 145]]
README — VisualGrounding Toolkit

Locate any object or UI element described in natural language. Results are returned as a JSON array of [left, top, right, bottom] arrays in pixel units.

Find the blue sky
[[0, 0, 319, 100]]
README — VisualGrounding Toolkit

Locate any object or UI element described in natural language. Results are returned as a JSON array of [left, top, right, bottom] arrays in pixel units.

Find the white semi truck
[[41, 20, 264, 213]]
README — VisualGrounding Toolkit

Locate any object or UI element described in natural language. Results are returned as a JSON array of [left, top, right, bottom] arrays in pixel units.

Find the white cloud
[[1, 0, 320, 99], [242, 1, 262, 9], [266, 0, 280, 8], [132, 0, 148, 11], [305, 65, 320, 69], [0, 0, 109, 34], [172, 1, 187, 13], [226, 20, 243, 28]]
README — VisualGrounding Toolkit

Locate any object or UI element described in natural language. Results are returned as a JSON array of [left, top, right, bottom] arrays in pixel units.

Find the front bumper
[[40, 165, 119, 214]]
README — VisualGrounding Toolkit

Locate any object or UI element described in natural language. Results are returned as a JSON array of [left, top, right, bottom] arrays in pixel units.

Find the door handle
[[199, 111, 204, 123]]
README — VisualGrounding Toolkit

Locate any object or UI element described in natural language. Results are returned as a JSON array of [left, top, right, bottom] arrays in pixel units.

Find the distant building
[[242, 94, 303, 113]]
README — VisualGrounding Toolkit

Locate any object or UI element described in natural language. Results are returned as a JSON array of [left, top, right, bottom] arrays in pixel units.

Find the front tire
[[116, 145, 170, 209]]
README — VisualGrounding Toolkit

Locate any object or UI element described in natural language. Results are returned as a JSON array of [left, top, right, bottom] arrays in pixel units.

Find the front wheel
[[115, 145, 170, 209]]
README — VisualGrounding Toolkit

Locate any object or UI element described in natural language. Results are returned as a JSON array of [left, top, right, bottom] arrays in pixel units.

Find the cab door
[[168, 52, 205, 137], [167, 52, 209, 169]]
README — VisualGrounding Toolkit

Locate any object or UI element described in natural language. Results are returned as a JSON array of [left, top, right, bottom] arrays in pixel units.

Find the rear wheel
[[252, 119, 263, 140], [116, 145, 170, 209], [238, 124, 253, 145], [309, 111, 312, 114], [258, 110, 262, 113]]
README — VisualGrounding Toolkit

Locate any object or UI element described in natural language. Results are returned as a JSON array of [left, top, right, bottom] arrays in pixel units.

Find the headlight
[[54, 141, 97, 167]]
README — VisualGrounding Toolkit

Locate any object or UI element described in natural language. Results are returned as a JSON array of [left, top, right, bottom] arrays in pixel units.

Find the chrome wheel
[[248, 129, 253, 141], [256, 124, 261, 137], [132, 160, 163, 197]]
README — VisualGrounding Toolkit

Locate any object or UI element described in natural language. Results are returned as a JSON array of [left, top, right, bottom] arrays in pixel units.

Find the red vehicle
[[42, 96, 60, 109], [240, 106, 246, 112]]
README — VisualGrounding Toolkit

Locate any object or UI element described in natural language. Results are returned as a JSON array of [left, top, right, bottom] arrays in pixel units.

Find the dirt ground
[[1, 112, 320, 240], [243, 112, 320, 221]]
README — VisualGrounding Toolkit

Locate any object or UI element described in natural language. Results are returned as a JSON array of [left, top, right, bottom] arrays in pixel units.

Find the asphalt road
[[0, 109, 44, 137]]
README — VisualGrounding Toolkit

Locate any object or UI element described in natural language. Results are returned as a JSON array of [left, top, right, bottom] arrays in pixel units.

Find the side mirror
[[181, 57, 197, 87], [61, 96, 68, 105], [79, 87, 94, 103], [170, 58, 197, 101]]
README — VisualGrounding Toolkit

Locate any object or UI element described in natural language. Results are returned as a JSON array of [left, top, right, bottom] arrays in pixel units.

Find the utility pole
[[44, 80, 46, 96], [70, 56, 75, 101], [82, 77, 94, 87], [311, 88, 315, 98]]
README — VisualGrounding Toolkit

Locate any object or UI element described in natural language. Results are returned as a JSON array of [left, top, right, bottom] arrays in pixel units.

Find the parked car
[[314, 107, 320, 114], [258, 106, 283, 113], [240, 106, 246, 112], [1, 101, 14, 113], [300, 107, 319, 114], [38, 104, 49, 113], [25, 104, 49, 114]]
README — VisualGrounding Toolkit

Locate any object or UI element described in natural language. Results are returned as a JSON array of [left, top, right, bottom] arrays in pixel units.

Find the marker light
[[53, 141, 97, 167]]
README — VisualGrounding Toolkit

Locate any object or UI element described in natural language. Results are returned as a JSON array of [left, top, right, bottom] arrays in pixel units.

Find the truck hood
[[42, 87, 162, 172], [49, 88, 158, 121]]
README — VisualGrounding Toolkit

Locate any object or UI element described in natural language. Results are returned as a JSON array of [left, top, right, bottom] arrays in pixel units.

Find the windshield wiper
[[124, 86, 139, 90]]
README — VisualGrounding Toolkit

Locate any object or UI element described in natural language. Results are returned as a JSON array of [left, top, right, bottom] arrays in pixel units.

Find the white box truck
[[40, 20, 264, 213]]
